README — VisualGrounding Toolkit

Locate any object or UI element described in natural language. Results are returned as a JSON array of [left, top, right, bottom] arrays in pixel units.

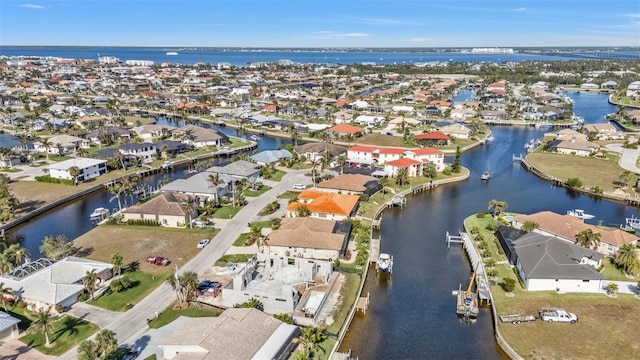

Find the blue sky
[[1, 0, 639, 47]]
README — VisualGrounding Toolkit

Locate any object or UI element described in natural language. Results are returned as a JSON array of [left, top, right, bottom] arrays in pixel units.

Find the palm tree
[[38, 137, 52, 160], [29, 306, 56, 347], [69, 166, 80, 185], [395, 167, 409, 186], [108, 183, 125, 212], [320, 150, 333, 174], [6, 244, 30, 267], [619, 170, 635, 188], [208, 173, 225, 202], [180, 197, 197, 229], [78, 339, 99, 360], [294, 326, 327, 356], [606, 282, 619, 296], [110, 252, 123, 277], [379, 177, 390, 197], [166, 272, 184, 305], [309, 159, 319, 185], [575, 229, 601, 249], [0, 282, 13, 311], [614, 244, 640, 275], [95, 329, 118, 358], [336, 154, 347, 174], [521, 220, 539, 233], [488, 199, 508, 216], [83, 269, 99, 300], [0, 252, 14, 274], [295, 206, 311, 217]]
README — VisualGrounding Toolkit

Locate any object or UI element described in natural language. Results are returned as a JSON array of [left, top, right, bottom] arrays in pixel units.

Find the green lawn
[[277, 191, 299, 200], [144, 354, 157, 360], [0, 167, 22, 172], [3, 306, 33, 330], [89, 270, 167, 311], [268, 170, 286, 182], [148, 304, 221, 329], [233, 233, 250, 247], [215, 254, 253, 266], [326, 272, 361, 335], [243, 185, 271, 197], [20, 316, 98, 356], [600, 257, 638, 281], [228, 137, 253, 148], [213, 205, 242, 219]]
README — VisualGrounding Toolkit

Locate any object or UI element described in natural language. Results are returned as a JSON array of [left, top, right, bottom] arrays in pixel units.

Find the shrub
[[481, 250, 492, 258], [442, 167, 452, 176], [502, 277, 516, 293], [55, 304, 67, 313], [485, 259, 496, 268], [359, 194, 370, 201], [512, 267, 526, 289], [565, 177, 583, 188], [470, 225, 480, 234], [485, 221, 500, 232], [478, 240, 488, 250], [126, 219, 160, 226], [16, 300, 27, 308], [35, 175, 74, 185], [77, 292, 89, 302], [475, 234, 484, 242], [476, 210, 486, 218]]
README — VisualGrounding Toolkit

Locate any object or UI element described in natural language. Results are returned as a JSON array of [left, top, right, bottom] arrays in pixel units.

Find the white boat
[[160, 161, 174, 170], [484, 135, 495, 143], [567, 209, 595, 220], [481, 171, 492, 181], [166, 51, 178, 56], [249, 135, 260, 141], [377, 253, 393, 273], [89, 207, 109, 220]]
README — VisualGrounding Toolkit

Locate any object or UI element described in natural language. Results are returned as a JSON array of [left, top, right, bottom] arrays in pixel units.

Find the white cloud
[[624, 13, 640, 18], [515, 7, 527, 12], [312, 31, 368, 37], [20, 4, 45, 9]]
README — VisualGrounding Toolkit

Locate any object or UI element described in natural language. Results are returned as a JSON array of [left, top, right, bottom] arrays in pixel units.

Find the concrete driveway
[[58, 170, 312, 359], [0, 339, 55, 360], [606, 144, 640, 174]]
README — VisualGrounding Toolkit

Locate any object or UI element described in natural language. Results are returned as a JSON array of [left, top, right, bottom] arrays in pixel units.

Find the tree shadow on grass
[[126, 261, 140, 272], [74, 246, 93, 258], [52, 317, 82, 342]]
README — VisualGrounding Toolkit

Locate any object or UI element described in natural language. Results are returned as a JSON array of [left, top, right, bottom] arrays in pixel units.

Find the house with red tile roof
[[415, 132, 451, 146], [347, 145, 445, 176], [286, 190, 359, 220]]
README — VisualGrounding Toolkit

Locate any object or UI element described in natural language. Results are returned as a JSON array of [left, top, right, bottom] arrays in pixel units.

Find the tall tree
[[574, 229, 602, 249], [521, 220, 539, 233], [0, 282, 13, 311], [39, 235, 74, 260], [69, 166, 80, 185], [38, 136, 52, 160], [6, 243, 30, 266], [451, 145, 461, 173], [395, 167, 409, 186], [294, 326, 328, 356], [614, 244, 640, 275], [95, 329, 118, 358], [336, 154, 347, 174], [110, 252, 123, 277], [29, 306, 56, 347], [83, 269, 99, 300], [180, 197, 197, 228], [488, 199, 508, 216]]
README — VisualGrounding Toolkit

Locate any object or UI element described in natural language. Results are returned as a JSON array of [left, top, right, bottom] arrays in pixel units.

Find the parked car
[[197, 239, 210, 248], [538, 308, 578, 323], [293, 184, 305, 190], [146, 256, 170, 266]]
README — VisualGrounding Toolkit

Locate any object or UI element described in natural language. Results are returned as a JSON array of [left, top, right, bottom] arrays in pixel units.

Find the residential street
[[606, 144, 640, 174], [58, 170, 311, 359]]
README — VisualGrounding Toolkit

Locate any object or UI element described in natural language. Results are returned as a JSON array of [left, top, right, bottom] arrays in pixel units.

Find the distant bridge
[[535, 52, 640, 60]]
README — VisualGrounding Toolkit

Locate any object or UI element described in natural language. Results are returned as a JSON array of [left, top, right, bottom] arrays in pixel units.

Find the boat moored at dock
[[566, 209, 595, 220], [376, 253, 393, 273], [89, 207, 109, 221]]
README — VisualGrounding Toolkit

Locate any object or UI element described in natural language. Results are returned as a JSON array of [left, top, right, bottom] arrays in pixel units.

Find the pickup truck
[[538, 308, 578, 323], [146, 256, 170, 266]]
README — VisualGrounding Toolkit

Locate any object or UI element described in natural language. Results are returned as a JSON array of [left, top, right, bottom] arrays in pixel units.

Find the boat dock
[[446, 232, 491, 305], [355, 292, 370, 314], [370, 237, 380, 263]]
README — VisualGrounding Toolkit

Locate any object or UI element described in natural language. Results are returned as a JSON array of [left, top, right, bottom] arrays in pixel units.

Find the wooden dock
[[370, 237, 380, 263], [355, 292, 370, 314]]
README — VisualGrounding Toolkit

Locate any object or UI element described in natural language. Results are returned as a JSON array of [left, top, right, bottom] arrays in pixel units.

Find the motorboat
[[166, 51, 178, 56], [89, 207, 109, 220], [249, 135, 260, 141], [567, 209, 595, 220], [481, 171, 492, 181], [376, 253, 393, 273], [484, 135, 495, 144]]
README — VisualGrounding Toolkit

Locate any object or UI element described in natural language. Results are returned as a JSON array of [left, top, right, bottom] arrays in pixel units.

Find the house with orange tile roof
[[286, 190, 359, 220], [512, 211, 638, 256], [326, 124, 365, 137]]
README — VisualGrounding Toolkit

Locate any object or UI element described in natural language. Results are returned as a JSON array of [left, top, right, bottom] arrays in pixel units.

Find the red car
[[146, 256, 170, 266]]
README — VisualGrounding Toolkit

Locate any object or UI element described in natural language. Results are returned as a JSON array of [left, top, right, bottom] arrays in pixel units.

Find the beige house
[[547, 138, 599, 156], [122, 192, 198, 227], [438, 123, 473, 139], [513, 211, 639, 256], [265, 217, 352, 260]]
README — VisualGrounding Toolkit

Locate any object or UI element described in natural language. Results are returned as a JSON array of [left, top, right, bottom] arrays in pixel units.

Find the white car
[[197, 239, 210, 248], [293, 184, 306, 190]]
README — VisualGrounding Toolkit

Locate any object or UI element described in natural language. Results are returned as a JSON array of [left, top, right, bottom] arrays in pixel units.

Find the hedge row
[[35, 175, 74, 185]]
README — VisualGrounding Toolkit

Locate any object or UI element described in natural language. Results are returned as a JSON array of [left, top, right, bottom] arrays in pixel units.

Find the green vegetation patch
[[148, 304, 221, 329], [213, 205, 242, 219], [269, 170, 286, 182], [215, 254, 253, 266], [20, 316, 99, 356], [243, 185, 271, 197], [325, 272, 361, 335], [88, 270, 166, 311]]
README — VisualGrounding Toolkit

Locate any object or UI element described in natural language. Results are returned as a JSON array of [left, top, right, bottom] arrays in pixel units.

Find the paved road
[[58, 170, 311, 359], [606, 144, 640, 174]]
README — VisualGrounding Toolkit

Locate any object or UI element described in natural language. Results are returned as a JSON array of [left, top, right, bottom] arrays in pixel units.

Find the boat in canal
[[250, 134, 260, 141], [481, 171, 493, 181], [456, 273, 479, 318], [89, 207, 109, 221], [376, 253, 393, 273], [566, 209, 595, 220]]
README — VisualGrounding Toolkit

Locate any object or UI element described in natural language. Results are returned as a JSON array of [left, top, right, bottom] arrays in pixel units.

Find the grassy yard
[[526, 151, 625, 192], [20, 316, 98, 356], [233, 233, 250, 247], [72, 225, 217, 275], [358, 133, 416, 148], [463, 214, 640, 360], [89, 269, 167, 311], [148, 304, 221, 329], [277, 191, 299, 200], [326, 273, 361, 335], [268, 170, 286, 182], [228, 137, 253, 148], [0, 167, 22, 172], [600, 257, 639, 281], [3, 306, 33, 330], [215, 254, 253, 266], [243, 185, 271, 197], [213, 205, 242, 219]]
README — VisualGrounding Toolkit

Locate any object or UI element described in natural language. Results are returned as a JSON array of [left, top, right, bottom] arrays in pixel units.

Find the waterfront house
[[265, 217, 352, 260], [286, 190, 359, 220], [511, 232, 604, 293], [546, 137, 599, 156], [438, 123, 473, 139], [34, 134, 89, 155], [326, 124, 365, 137], [583, 123, 622, 140], [0, 257, 112, 313], [513, 211, 639, 256], [347, 145, 445, 173], [86, 127, 131, 145], [316, 173, 381, 195], [205, 160, 261, 180], [415, 132, 451, 146], [293, 143, 347, 162], [122, 192, 199, 227], [118, 142, 157, 163], [47, 157, 107, 182], [160, 172, 229, 202], [250, 149, 293, 165], [171, 124, 229, 148], [159, 308, 299, 360], [131, 124, 176, 141], [625, 81, 640, 100]]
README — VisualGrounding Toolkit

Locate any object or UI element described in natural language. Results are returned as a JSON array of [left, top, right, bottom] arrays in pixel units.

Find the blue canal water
[[1, 92, 636, 359]]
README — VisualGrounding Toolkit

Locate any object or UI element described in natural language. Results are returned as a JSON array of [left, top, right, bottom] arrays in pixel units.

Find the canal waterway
[[1, 93, 636, 358]]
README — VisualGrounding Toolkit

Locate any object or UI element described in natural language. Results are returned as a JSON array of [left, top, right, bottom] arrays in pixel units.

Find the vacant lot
[[358, 134, 414, 148], [72, 225, 217, 274], [526, 152, 623, 192], [494, 291, 640, 359]]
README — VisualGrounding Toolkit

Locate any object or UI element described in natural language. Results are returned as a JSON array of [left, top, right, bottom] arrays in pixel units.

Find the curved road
[[59, 170, 312, 359], [605, 144, 640, 174]]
